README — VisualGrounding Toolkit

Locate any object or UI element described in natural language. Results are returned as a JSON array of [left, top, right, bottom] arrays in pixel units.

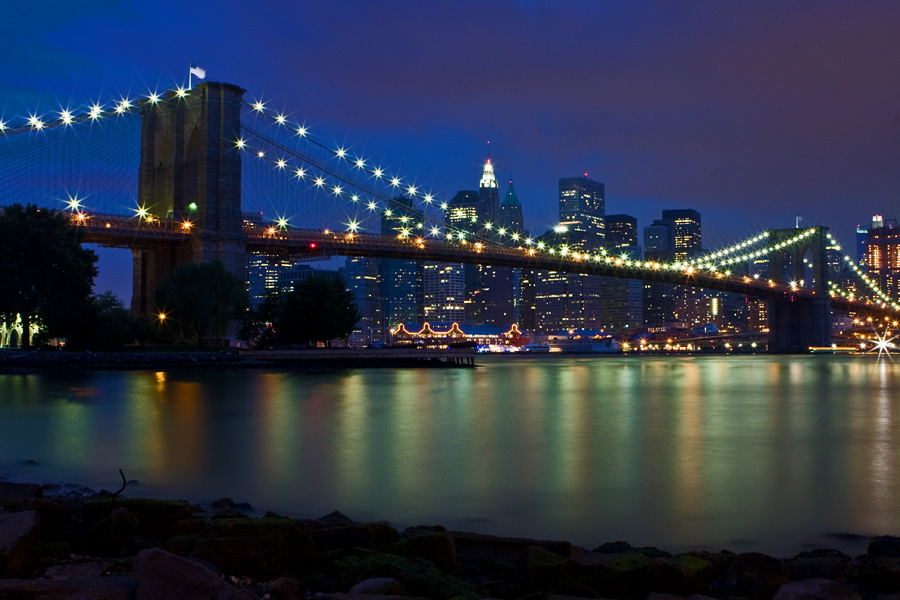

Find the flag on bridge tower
[[190, 63, 206, 79]]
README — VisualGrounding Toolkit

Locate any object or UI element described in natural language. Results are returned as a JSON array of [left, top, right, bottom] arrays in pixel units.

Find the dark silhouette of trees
[[153, 261, 247, 347], [61, 291, 145, 351], [0, 204, 97, 349], [242, 276, 361, 348]]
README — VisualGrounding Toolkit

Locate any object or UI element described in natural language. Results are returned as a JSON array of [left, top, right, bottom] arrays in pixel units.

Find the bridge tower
[[766, 226, 831, 353], [131, 82, 246, 313]]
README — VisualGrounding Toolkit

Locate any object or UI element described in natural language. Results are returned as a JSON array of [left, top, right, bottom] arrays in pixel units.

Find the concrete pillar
[[132, 82, 246, 313]]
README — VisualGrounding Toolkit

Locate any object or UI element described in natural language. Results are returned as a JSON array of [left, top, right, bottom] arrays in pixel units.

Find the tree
[[62, 291, 143, 351], [0, 204, 97, 349], [153, 260, 248, 347], [274, 276, 361, 347]]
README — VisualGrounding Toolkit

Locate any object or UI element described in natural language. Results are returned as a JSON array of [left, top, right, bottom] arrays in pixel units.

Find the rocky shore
[[1, 480, 899, 600]]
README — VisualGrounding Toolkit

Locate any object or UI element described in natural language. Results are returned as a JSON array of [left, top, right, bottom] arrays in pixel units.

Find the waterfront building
[[390, 322, 526, 348]]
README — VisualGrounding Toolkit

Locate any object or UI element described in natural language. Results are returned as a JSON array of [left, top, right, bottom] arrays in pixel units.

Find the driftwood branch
[[111, 469, 127, 504]]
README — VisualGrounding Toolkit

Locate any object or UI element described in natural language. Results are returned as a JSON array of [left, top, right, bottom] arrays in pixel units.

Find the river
[[1, 354, 899, 557]]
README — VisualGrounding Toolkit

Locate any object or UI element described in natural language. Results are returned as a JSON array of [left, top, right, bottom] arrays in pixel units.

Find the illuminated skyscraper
[[864, 215, 900, 300], [601, 214, 643, 331], [558, 175, 605, 250], [423, 262, 466, 323], [642, 209, 704, 329], [380, 197, 424, 332], [478, 159, 501, 224]]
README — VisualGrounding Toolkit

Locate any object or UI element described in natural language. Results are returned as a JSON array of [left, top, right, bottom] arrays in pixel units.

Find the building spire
[[480, 158, 498, 189], [502, 178, 520, 207]]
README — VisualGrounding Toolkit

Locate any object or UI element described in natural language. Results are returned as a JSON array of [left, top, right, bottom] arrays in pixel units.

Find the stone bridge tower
[[131, 82, 246, 313], [766, 226, 831, 353]]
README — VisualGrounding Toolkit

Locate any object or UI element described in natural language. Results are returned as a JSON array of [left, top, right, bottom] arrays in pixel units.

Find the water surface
[[2, 354, 898, 557]]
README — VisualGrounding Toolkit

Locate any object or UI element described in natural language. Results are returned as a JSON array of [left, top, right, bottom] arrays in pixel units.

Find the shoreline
[[0, 348, 478, 373], [2, 477, 900, 599]]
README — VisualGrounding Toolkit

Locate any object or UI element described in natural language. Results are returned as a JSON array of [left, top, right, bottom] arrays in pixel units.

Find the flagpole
[[189, 63, 192, 90]]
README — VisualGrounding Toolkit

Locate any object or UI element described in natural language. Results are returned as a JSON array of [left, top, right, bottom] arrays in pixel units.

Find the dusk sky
[[3, 1, 900, 301]]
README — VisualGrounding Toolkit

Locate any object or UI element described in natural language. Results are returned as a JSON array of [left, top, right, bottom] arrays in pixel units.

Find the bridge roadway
[[72, 213, 896, 318]]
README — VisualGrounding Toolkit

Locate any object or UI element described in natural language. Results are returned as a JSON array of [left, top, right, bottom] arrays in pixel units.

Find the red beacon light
[[310, 243, 317, 249]]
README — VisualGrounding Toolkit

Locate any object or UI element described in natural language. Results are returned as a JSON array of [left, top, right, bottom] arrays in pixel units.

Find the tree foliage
[[153, 261, 248, 347], [61, 291, 146, 351], [0, 204, 98, 349], [242, 276, 361, 348]]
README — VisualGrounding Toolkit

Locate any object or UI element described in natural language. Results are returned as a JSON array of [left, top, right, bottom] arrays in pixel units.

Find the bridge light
[[384, 209, 393, 217], [335, 147, 346, 158], [181, 221, 193, 230], [332, 185, 342, 195], [175, 87, 188, 98], [390, 177, 401, 187], [511, 232, 519, 241], [257, 151, 265, 158], [235, 138, 246, 150], [294, 167, 305, 179], [115, 98, 133, 113], [498, 227, 507, 236], [252, 101, 266, 112], [484, 222, 492, 230], [0, 120, 5, 131], [276, 159, 287, 169], [314, 177, 325, 187], [89, 104, 103, 120], [355, 158, 366, 168], [158, 312, 167, 322], [27, 115, 44, 130], [351, 194, 359, 202], [147, 92, 160, 104], [407, 185, 417, 196], [430, 227, 441, 236], [440, 202, 448, 210], [367, 201, 378, 211], [59, 109, 73, 125], [373, 168, 383, 179], [267, 227, 276, 235], [295, 126, 307, 137], [276, 113, 287, 125], [277, 218, 288, 229], [424, 194, 433, 203]]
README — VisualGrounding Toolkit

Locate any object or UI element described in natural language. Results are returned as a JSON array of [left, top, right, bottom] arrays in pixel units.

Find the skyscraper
[[497, 179, 524, 234], [601, 214, 643, 331], [423, 262, 466, 323], [642, 209, 704, 329], [558, 175, 605, 250], [478, 159, 501, 224], [864, 216, 900, 301], [381, 197, 423, 332]]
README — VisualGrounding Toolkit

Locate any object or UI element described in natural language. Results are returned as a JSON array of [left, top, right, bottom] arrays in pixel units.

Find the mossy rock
[[394, 531, 458, 574], [557, 553, 652, 599], [519, 544, 568, 571], [335, 549, 476, 600], [81, 507, 140, 557], [672, 553, 714, 572], [83, 497, 195, 543], [312, 522, 398, 552], [165, 517, 314, 581]]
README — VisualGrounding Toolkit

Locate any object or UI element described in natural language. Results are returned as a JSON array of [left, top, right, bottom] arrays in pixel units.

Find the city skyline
[[2, 1, 900, 299]]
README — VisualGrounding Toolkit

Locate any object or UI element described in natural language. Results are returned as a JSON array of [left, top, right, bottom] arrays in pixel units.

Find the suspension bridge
[[1, 81, 897, 353]]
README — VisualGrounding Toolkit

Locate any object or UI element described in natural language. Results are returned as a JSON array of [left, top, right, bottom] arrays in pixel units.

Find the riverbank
[[1, 479, 897, 600], [0, 348, 477, 373]]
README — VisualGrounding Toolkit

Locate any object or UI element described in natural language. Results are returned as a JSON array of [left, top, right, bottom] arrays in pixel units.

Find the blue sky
[[3, 1, 900, 301]]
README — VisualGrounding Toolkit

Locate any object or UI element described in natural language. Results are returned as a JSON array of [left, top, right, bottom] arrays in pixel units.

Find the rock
[[134, 547, 255, 600], [712, 551, 790, 599], [264, 576, 307, 600], [788, 550, 853, 582], [394, 531, 458, 574], [555, 551, 653, 599], [83, 497, 197, 543], [853, 554, 900, 594], [166, 517, 314, 581], [646, 552, 716, 596], [0, 510, 41, 577], [0, 576, 136, 599], [449, 530, 573, 565], [349, 576, 407, 594], [312, 522, 399, 552], [772, 578, 861, 600], [868, 536, 900, 558], [312, 595, 430, 600], [645, 593, 685, 600], [82, 506, 141, 556], [44, 559, 117, 579], [0, 481, 42, 510], [212, 497, 236, 509], [332, 550, 475, 599], [25, 497, 72, 542]]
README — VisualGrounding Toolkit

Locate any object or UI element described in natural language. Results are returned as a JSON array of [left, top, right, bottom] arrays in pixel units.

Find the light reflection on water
[[1, 354, 899, 557]]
